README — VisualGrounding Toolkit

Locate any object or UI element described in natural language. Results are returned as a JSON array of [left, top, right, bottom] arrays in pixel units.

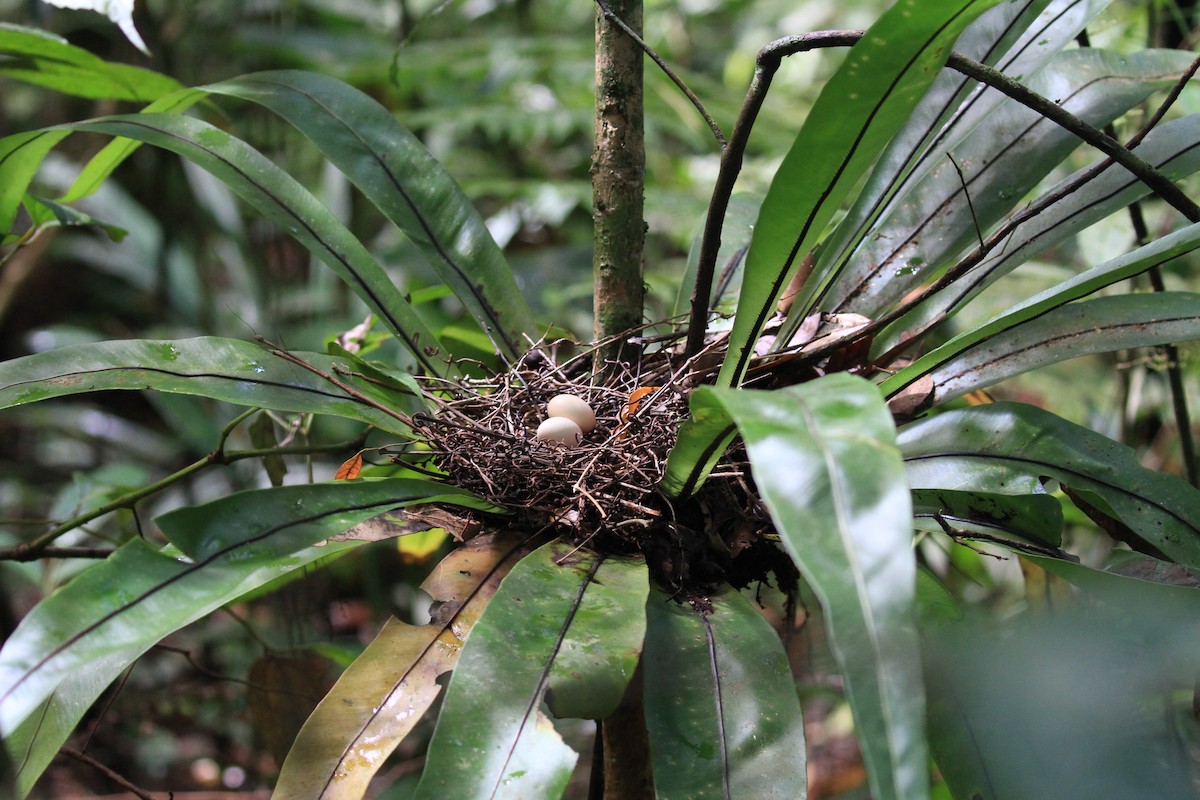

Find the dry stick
[[683, 31, 1200, 360], [863, 50, 1200, 378], [684, 30, 860, 360]]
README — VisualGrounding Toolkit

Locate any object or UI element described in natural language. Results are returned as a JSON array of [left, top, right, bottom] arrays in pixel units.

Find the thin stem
[[946, 53, 1200, 221], [61, 748, 155, 800], [592, 0, 724, 148], [0, 429, 370, 562], [1129, 202, 1198, 485]]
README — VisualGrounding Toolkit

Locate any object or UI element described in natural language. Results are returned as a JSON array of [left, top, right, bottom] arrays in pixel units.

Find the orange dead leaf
[[963, 389, 995, 406], [335, 452, 364, 480], [622, 386, 662, 423]]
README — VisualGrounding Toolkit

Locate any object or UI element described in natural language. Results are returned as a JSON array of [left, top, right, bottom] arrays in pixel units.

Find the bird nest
[[409, 345, 798, 593]]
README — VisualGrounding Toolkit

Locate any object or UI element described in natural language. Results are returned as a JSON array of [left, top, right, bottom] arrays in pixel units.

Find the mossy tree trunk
[[592, 1, 654, 797], [592, 0, 645, 370]]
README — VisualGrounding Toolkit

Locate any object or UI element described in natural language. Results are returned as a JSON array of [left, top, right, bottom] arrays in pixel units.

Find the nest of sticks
[[409, 343, 798, 593]]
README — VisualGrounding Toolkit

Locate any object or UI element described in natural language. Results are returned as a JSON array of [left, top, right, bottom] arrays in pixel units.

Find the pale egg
[[547, 394, 596, 433], [536, 416, 584, 448]]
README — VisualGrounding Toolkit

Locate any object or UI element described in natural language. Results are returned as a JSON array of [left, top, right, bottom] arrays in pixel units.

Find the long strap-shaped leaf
[[801, 0, 1070, 320], [825, 47, 1194, 318], [274, 533, 529, 800], [203, 70, 537, 362], [63, 114, 449, 375], [0, 23, 179, 101], [0, 479, 487, 743], [875, 112, 1200, 353], [716, 0, 1002, 388], [892, 292, 1200, 408], [413, 541, 648, 800], [642, 585, 807, 800], [702, 374, 925, 800], [0, 336, 421, 436], [882, 220, 1200, 402], [899, 403, 1200, 566]]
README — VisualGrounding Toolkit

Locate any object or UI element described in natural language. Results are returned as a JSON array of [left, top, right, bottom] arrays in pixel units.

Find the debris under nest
[[406, 345, 798, 595]]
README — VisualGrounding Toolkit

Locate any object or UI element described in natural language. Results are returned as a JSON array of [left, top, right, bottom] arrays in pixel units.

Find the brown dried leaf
[[334, 452, 363, 481], [886, 373, 935, 420]]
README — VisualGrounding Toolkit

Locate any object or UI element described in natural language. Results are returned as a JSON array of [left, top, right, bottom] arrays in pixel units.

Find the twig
[[945, 53, 1200, 222], [61, 747, 159, 800], [0, 420, 370, 562], [592, 0, 725, 147], [262, 339, 417, 428]]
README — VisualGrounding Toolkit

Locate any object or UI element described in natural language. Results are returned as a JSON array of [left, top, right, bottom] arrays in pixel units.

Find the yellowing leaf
[[274, 533, 529, 798], [397, 527, 449, 564]]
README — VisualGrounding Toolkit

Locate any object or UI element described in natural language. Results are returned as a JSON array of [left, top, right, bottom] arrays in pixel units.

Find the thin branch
[[592, 0, 724, 147], [684, 31, 860, 359], [1127, 202, 1198, 485], [945, 52, 1200, 222], [0, 428, 371, 562], [60, 748, 158, 800]]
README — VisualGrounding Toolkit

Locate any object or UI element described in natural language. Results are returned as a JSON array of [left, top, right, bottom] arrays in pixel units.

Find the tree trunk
[[592, 0, 646, 370], [600, 663, 655, 798]]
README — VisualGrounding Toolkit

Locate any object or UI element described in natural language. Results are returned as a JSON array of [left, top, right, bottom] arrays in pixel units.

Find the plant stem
[[592, 0, 646, 371], [600, 663, 655, 799], [0, 420, 370, 561]]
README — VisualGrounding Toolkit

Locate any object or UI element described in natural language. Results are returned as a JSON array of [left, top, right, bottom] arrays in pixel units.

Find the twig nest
[[547, 394, 596, 433], [536, 416, 584, 448]]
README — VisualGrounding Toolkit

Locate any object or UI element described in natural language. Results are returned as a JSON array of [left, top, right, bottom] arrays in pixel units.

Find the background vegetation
[[1, 0, 1199, 798]]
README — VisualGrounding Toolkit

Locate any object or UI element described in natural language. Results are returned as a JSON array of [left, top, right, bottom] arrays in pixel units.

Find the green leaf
[[275, 533, 530, 800], [642, 585, 806, 800], [0, 336, 421, 436], [0, 479, 481, 750], [899, 403, 1200, 566], [0, 130, 70, 236], [803, 0, 1065, 307], [205, 71, 538, 361], [659, 390, 737, 500], [59, 88, 209, 203], [716, 0, 1002, 387], [5, 658, 128, 799], [66, 114, 450, 375], [891, 292, 1200, 407], [545, 555, 648, 719], [882, 221, 1200, 404], [924, 596, 1199, 800], [414, 541, 649, 799], [0, 23, 175, 99], [703, 374, 924, 800], [22, 195, 126, 240]]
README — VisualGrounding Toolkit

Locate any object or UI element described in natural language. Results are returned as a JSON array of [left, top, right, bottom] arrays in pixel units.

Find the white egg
[[536, 416, 584, 448], [546, 394, 596, 433]]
